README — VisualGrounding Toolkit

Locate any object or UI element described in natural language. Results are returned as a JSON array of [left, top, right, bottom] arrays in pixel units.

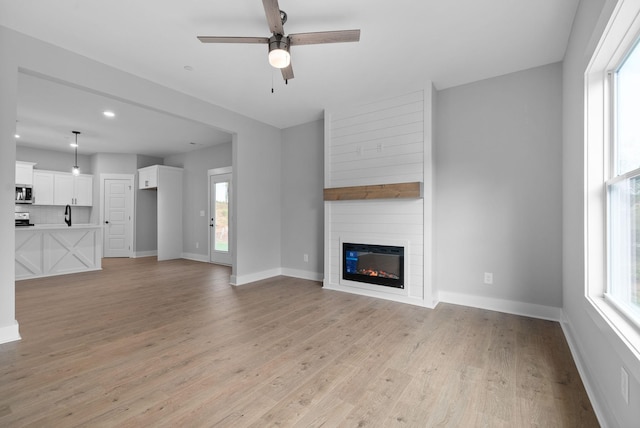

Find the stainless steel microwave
[[15, 185, 33, 204]]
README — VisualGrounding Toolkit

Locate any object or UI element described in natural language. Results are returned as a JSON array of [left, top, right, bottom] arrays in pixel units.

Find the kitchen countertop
[[16, 223, 102, 230]]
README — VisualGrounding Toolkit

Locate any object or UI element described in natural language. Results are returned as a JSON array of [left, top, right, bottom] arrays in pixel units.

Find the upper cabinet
[[32, 170, 93, 206], [73, 175, 93, 206], [138, 165, 159, 189], [33, 171, 54, 205], [54, 173, 93, 206], [15, 161, 36, 186]]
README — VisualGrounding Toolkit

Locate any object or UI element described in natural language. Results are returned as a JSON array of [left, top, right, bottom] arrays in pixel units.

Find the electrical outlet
[[621, 367, 629, 404], [484, 272, 493, 285], [195, 242, 199, 249], [304, 254, 309, 263], [200, 210, 205, 217]]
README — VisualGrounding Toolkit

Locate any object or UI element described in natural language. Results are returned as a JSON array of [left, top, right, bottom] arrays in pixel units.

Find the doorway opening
[[209, 167, 232, 265]]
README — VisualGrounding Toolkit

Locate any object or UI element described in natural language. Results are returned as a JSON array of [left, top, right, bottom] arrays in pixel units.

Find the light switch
[[200, 210, 205, 217]]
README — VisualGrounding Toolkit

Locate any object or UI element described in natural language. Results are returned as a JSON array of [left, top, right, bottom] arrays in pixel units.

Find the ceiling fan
[[197, 0, 360, 81]]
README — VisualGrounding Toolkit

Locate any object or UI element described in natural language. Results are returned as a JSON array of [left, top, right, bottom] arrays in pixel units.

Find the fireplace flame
[[358, 268, 399, 280]]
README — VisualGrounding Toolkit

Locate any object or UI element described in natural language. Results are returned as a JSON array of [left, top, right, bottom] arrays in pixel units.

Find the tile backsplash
[[15, 205, 91, 225]]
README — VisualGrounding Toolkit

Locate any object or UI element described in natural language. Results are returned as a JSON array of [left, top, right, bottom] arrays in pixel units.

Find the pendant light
[[71, 131, 80, 176]]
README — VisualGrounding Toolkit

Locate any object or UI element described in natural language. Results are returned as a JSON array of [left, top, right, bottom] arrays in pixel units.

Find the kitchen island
[[15, 224, 102, 280]]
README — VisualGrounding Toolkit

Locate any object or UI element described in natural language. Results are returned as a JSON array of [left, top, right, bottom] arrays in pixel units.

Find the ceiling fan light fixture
[[268, 35, 290, 69]]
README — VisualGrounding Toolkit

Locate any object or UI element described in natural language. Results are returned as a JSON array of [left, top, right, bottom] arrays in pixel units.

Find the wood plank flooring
[[0, 258, 598, 427]]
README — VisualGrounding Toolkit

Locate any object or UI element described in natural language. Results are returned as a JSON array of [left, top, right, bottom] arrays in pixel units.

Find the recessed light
[[14, 134, 20, 139], [103, 110, 115, 118]]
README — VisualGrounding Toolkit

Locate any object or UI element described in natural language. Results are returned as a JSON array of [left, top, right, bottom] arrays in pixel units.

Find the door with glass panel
[[209, 172, 232, 265]]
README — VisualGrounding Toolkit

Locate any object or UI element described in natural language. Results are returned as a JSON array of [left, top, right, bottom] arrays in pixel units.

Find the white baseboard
[[281, 268, 323, 282], [230, 268, 323, 286], [134, 251, 157, 258], [437, 291, 562, 321], [560, 318, 610, 428], [0, 321, 21, 344], [181, 253, 208, 263], [323, 281, 434, 308], [231, 268, 283, 286], [16, 267, 102, 281]]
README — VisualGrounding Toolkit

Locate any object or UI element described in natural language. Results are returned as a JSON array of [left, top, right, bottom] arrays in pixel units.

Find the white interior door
[[103, 178, 133, 257], [209, 172, 232, 265]]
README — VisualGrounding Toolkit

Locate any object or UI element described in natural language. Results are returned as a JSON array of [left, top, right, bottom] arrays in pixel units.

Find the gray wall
[[135, 155, 163, 254], [165, 142, 233, 258], [90, 153, 138, 224], [0, 26, 18, 340], [281, 120, 324, 276], [563, 0, 640, 426], [435, 62, 563, 308], [18, 145, 92, 173]]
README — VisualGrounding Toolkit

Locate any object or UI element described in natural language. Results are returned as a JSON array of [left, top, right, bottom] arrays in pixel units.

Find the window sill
[[585, 294, 640, 384]]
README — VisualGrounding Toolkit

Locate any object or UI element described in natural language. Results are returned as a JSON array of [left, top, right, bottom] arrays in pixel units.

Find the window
[[607, 39, 640, 327], [585, 0, 640, 356]]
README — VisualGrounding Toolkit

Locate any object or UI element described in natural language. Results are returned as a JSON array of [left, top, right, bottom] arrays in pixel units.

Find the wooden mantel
[[323, 182, 423, 201]]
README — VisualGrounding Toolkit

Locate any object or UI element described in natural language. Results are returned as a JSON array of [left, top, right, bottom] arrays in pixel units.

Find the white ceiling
[[1, 0, 579, 155], [16, 73, 233, 157]]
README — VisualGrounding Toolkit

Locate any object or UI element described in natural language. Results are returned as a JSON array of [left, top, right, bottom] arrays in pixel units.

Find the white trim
[[281, 268, 323, 282], [323, 281, 434, 308], [16, 267, 102, 281], [230, 268, 282, 286], [437, 291, 562, 322], [134, 250, 157, 258], [0, 321, 21, 344], [208, 166, 232, 176], [181, 253, 208, 263], [561, 318, 611, 428]]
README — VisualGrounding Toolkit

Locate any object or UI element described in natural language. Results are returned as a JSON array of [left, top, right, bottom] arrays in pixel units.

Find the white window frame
[[585, 0, 640, 361]]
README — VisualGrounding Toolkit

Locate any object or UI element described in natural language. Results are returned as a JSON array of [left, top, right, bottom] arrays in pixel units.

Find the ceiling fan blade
[[198, 36, 269, 44], [262, 0, 284, 35], [281, 63, 294, 81], [289, 30, 360, 46]]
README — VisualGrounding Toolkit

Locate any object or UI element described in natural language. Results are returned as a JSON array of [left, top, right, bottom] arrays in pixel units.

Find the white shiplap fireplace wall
[[323, 86, 435, 308]]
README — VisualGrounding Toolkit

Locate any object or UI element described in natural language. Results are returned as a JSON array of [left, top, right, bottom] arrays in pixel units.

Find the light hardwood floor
[[1, 258, 598, 427]]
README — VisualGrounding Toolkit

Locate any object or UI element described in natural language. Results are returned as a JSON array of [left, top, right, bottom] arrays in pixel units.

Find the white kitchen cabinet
[[138, 165, 158, 189], [73, 175, 93, 206], [33, 171, 54, 205], [52, 172, 94, 206], [137, 165, 183, 260], [54, 173, 74, 205], [15, 161, 36, 185]]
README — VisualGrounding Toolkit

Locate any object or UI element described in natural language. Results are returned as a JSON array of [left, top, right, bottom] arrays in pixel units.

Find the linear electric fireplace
[[342, 242, 405, 289]]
